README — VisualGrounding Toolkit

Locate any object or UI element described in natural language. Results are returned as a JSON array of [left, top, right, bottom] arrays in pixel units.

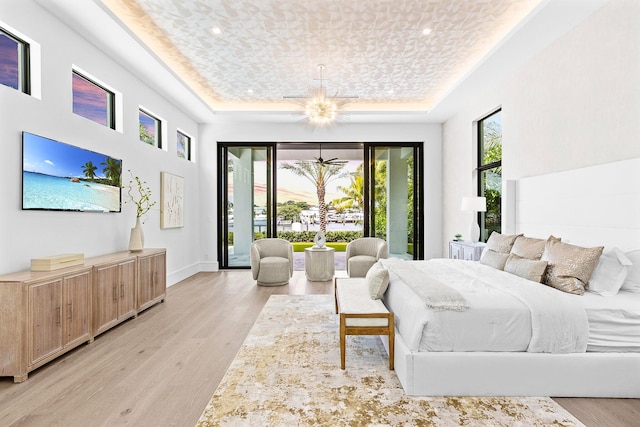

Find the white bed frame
[[385, 158, 640, 396]]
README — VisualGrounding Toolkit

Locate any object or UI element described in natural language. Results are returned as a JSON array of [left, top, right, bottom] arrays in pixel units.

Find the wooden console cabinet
[[0, 248, 166, 383]]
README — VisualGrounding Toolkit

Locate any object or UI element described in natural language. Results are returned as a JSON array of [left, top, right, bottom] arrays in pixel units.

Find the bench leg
[[340, 314, 346, 370], [388, 315, 395, 370]]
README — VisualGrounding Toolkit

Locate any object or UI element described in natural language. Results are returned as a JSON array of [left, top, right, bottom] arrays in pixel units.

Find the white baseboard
[[167, 261, 220, 287]]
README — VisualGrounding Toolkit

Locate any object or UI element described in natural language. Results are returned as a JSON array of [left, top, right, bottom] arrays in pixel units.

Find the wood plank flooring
[[0, 270, 638, 426]]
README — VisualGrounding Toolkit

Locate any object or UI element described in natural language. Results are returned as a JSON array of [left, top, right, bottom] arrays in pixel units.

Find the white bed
[[381, 158, 640, 397]]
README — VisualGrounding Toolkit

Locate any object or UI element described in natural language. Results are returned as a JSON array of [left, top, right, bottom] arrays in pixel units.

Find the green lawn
[[291, 242, 348, 252]]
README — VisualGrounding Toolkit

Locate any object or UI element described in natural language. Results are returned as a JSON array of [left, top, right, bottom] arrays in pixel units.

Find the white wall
[[199, 120, 443, 265], [442, 0, 640, 254], [0, 1, 201, 283]]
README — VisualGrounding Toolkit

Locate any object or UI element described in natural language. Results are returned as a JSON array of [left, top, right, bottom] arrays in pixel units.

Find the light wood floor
[[0, 270, 638, 427]]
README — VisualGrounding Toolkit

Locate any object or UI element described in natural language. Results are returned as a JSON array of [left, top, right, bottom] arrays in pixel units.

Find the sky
[[231, 160, 362, 207], [23, 132, 119, 178], [72, 72, 109, 126], [0, 33, 19, 89]]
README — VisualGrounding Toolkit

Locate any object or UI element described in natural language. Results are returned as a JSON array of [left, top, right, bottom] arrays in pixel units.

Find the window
[[177, 130, 192, 160], [72, 70, 115, 129], [139, 108, 162, 148], [477, 109, 502, 242], [0, 27, 30, 94]]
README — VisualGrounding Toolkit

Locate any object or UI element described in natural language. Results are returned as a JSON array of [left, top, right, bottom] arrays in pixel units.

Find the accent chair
[[345, 237, 388, 277], [250, 238, 294, 286]]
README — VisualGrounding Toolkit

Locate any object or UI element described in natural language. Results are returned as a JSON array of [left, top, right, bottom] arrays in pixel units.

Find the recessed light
[[422, 28, 432, 36], [211, 27, 221, 35]]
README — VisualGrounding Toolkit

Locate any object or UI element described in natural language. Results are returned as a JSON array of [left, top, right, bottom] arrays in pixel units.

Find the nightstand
[[449, 240, 486, 261]]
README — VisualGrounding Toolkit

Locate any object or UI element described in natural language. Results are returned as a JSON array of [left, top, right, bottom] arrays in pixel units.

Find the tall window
[[0, 27, 30, 94], [177, 130, 192, 160], [139, 108, 162, 148], [72, 70, 115, 129], [477, 109, 502, 242]]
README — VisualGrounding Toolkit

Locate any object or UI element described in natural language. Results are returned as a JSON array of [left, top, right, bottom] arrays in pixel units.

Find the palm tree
[[333, 165, 364, 211], [280, 161, 348, 233], [82, 161, 97, 180], [101, 157, 122, 187]]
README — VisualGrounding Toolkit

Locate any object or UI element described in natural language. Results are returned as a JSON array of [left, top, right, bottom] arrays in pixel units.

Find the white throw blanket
[[380, 259, 468, 311]]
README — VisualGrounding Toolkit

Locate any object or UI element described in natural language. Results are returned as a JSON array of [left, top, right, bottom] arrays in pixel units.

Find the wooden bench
[[334, 277, 394, 370]]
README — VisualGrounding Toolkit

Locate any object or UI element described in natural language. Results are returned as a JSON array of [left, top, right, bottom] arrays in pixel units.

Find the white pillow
[[588, 247, 633, 296], [366, 262, 390, 299], [621, 249, 640, 292]]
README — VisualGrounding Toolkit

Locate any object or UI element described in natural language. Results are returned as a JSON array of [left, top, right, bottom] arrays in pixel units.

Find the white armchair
[[250, 238, 294, 286], [345, 237, 388, 277]]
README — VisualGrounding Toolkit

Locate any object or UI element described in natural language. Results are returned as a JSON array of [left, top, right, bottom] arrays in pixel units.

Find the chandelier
[[285, 65, 355, 127]]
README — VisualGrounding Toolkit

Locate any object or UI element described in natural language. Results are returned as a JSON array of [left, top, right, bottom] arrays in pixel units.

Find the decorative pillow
[[504, 253, 548, 283], [479, 249, 509, 270], [621, 249, 640, 292], [511, 235, 560, 260], [588, 247, 633, 296], [541, 239, 604, 295], [366, 262, 390, 299], [485, 232, 522, 254]]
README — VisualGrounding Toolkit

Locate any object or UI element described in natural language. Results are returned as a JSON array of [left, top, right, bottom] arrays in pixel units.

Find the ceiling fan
[[314, 144, 347, 166]]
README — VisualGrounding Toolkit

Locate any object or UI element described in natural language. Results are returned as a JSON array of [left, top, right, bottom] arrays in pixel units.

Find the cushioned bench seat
[[334, 277, 394, 370]]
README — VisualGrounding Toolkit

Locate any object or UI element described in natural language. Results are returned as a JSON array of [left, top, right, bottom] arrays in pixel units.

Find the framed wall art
[[161, 171, 184, 228]]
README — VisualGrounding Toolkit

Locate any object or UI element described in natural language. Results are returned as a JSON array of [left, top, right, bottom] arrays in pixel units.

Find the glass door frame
[[217, 142, 278, 269], [217, 141, 424, 268], [365, 142, 424, 260]]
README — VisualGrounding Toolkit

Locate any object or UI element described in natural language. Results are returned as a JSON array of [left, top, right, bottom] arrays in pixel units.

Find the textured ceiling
[[103, 0, 542, 113]]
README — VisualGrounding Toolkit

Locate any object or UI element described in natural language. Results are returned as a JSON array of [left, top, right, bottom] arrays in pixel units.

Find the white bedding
[[382, 259, 589, 353], [583, 290, 640, 352]]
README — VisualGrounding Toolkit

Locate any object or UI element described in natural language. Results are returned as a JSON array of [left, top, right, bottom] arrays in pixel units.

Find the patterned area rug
[[196, 295, 584, 426]]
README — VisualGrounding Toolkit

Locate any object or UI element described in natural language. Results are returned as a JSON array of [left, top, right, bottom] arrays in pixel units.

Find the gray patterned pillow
[[511, 235, 560, 260], [504, 254, 548, 283], [480, 249, 510, 270], [541, 240, 604, 295]]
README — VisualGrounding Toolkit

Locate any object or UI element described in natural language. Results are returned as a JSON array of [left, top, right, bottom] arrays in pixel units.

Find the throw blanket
[[380, 258, 469, 311]]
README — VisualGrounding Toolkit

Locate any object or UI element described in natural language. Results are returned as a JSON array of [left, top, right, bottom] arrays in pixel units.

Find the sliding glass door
[[218, 143, 275, 268], [366, 143, 423, 260], [217, 142, 423, 268]]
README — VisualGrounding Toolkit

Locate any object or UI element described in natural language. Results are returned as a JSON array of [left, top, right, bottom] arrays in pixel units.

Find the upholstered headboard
[[509, 158, 640, 251]]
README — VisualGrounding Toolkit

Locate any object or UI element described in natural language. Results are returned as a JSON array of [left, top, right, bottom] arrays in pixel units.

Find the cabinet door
[[94, 264, 119, 335], [463, 246, 476, 261], [63, 271, 91, 348], [29, 279, 63, 366], [138, 252, 166, 311], [117, 259, 136, 320], [449, 242, 463, 259], [137, 254, 154, 311], [152, 253, 166, 301]]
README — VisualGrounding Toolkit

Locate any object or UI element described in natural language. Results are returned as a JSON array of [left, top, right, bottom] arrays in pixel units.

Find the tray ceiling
[[102, 0, 542, 113]]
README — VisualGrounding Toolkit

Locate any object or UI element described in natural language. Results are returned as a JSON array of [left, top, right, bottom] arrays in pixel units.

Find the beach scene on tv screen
[[22, 132, 121, 212]]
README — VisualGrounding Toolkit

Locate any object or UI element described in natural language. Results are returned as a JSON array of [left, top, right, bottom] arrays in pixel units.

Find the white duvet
[[382, 259, 589, 353]]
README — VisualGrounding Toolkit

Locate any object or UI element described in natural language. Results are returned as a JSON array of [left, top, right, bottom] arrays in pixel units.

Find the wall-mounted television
[[22, 132, 122, 212]]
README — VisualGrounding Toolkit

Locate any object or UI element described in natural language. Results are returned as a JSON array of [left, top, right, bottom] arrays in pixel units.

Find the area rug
[[196, 295, 584, 426]]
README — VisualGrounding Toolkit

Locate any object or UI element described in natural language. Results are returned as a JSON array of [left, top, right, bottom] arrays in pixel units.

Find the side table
[[449, 240, 486, 261], [304, 247, 335, 281]]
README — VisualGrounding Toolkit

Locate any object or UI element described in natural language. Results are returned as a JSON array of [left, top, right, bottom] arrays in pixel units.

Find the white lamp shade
[[461, 196, 487, 212]]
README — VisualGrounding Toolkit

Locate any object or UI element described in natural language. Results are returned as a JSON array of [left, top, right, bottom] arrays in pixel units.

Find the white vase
[[129, 218, 144, 251]]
